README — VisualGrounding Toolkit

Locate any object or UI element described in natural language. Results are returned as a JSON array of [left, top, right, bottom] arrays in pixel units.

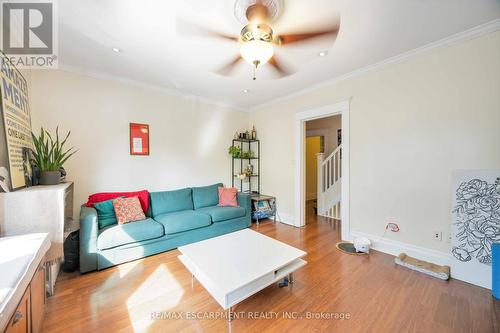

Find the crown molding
[[250, 18, 500, 112], [56, 63, 249, 113], [47, 18, 500, 113]]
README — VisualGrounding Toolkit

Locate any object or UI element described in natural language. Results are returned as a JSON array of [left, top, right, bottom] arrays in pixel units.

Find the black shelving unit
[[231, 138, 260, 194]]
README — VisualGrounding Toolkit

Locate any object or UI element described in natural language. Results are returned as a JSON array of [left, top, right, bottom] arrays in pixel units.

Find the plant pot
[[39, 171, 61, 185]]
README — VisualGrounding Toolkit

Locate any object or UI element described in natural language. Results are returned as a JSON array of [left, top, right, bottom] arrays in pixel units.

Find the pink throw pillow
[[113, 196, 146, 224], [218, 187, 238, 207]]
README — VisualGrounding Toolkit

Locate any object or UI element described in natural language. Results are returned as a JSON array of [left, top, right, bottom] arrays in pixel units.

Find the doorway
[[294, 100, 350, 240], [305, 135, 322, 223], [305, 114, 342, 224]]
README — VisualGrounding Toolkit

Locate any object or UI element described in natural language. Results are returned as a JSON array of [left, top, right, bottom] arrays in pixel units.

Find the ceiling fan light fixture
[[240, 40, 274, 66]]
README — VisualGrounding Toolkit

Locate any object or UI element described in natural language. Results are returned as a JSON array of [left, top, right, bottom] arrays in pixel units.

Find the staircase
[[317, 145, 342, 219]]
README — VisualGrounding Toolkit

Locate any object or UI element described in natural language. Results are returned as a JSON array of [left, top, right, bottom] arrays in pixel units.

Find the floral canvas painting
[[451, 170, 500, 289]]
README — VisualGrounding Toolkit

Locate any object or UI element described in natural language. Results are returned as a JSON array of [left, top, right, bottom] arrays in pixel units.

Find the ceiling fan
[[180, 0, 340, 80]]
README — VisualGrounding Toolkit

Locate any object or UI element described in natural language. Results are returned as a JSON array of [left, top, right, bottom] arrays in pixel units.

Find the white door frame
[[294, 100, 350, 241]]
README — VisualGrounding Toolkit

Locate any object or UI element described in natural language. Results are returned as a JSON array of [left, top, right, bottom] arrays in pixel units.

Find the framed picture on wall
[[129, 123, 149, 155]]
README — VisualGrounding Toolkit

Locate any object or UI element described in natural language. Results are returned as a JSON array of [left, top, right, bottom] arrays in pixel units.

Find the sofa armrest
[[237, 192, 252, 226], [79, 206, 99, 273]]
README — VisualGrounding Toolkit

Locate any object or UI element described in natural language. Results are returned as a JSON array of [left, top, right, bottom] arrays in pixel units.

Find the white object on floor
[[0, 233, 50, 332], [353, 237, 371, 253], [178, 229, 307, 312]]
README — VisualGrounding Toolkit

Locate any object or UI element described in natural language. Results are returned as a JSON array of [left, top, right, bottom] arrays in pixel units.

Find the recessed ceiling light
[[318, 51, 328, 57], [112, 47, 121, 53], [242, 89, 249, 93]]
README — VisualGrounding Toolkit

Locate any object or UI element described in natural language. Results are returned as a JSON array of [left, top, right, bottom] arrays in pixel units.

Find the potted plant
[[241, 150, 255, 158], [31, 127, 76, 185], [228, 145, 242, 158]]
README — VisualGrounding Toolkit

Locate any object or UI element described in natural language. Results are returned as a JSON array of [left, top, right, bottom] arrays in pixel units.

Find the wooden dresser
[[0, 234, 50, 333], [4, 263, 45, 333]]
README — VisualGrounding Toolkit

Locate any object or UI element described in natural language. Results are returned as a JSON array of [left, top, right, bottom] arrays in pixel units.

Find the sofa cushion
[[196, 206, 246, 223], [218, 187, 238, 207], [97, 218, 164, 250], [113, 196, 146, 224], [192, 183, 223, 209], [154, 210, 211, 234], [150, 188, 193, 217], [94, 197, 123, 229]]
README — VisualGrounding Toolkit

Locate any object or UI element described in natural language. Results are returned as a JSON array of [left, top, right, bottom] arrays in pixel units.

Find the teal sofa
[[79, 183, 251, 273]]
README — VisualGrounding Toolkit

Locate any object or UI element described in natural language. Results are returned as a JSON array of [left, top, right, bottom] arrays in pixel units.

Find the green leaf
[[30, 127, 77, 172]]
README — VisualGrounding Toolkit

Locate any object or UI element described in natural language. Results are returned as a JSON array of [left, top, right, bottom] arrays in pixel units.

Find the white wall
[[27, 70, 249, 219], [250, 31, 500, 253]]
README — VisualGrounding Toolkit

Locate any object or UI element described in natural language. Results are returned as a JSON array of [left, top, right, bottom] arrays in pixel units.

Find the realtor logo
[[1, 0, 58, 68]]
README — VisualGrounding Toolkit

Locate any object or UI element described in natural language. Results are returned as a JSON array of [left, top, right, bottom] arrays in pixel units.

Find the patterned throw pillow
[[218, 187, 238, 207], [113, 196, 146, 224]]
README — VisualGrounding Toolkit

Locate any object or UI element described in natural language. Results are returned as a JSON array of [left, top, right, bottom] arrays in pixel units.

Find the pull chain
[[252, 60, 260, 80]]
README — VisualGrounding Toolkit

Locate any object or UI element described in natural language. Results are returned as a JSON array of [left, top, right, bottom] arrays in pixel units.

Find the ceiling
[[58, 0, 500, 110]]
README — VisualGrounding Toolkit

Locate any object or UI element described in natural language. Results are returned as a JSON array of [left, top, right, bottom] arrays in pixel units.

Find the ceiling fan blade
[[276, 24, 340, 46], [176, 19, 239, 42], [268, 55, 293, 77], [215, 55, 243, 76]]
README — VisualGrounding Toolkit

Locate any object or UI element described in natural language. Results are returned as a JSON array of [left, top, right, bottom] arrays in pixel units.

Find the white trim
[[350, 230, 451, 267], [294, 100, 350, 241], [57, 64, 249, 113], [250, 19, 500, 112], [275, 212, 295, 226]]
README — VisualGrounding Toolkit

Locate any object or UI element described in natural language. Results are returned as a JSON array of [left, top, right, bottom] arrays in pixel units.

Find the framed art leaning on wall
[[451, 170, 500, 289], [0, 51, 33, 190]]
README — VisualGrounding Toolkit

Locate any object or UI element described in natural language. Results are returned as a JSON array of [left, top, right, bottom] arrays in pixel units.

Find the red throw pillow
[[218, 187, 238, 207], [112, 197, 146, 224], [85, 190, 149, 212]]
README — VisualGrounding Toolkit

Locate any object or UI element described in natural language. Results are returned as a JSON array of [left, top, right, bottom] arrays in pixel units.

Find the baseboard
[[350, 230, 451, 266], [275, 211, 295, 226]]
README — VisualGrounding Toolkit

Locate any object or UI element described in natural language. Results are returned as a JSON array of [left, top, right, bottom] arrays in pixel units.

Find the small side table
[[251, 194, 276, 224]]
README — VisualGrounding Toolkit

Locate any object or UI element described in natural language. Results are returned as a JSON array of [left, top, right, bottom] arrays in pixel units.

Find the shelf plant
[[31, 127, 77, 185], [228, 145, 242, 158], [241, 151, 255, 158]]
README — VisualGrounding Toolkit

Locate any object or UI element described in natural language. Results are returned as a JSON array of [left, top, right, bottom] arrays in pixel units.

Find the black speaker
[[61, 230, 79, 272]]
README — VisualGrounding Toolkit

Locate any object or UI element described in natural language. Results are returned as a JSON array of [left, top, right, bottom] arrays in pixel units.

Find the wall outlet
[[446, 232, 452, 243], [432, 230, 442, 241]]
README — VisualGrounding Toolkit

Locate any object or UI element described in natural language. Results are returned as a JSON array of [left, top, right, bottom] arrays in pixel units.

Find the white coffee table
[[178, 229, 307, 320]]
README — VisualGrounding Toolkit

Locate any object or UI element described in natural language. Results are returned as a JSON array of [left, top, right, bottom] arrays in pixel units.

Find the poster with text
[[0, 52, 32, 190]]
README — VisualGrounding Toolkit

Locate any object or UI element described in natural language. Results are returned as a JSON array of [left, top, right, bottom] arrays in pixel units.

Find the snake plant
[[31, 127, 77, 172]]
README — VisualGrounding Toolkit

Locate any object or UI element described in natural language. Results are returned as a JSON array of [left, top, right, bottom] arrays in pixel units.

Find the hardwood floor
[[43, 209, 499, 333]]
